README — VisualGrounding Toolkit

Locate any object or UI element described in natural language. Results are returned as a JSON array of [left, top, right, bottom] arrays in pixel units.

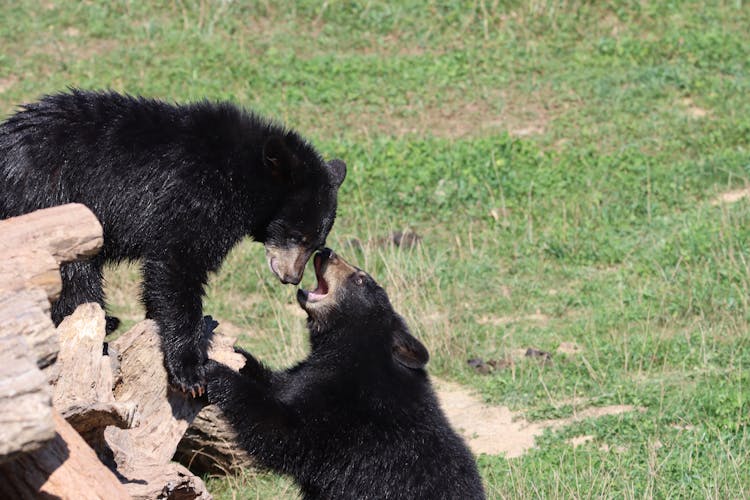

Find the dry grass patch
[[679, 97, 710, 119], [0, 76, 19, 94], [331, 85, 570, 140], [711, 187, 750, 206], [477, 311, 550, 327], [435, 379, 643, 458]]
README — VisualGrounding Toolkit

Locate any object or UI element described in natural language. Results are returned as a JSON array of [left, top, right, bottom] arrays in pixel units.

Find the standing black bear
[[0, 90, 346, 395], [207, 249, 485, 499]]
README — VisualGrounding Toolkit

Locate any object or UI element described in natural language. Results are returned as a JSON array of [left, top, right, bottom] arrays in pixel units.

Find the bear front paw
[[166, 354, 208, 398]]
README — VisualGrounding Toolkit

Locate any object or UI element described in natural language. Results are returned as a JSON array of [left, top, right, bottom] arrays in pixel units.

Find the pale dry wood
[[103, 319, 211, 499], [49, 305, 209, 497], [0, 204, 133, 498], [177, 325, 253, 474], [0, 204, 103, 304], [0, 411, 131, 500], [0, 289, 57, 369], [51, 303, 138, 446], [0, 333, 54, 463], [53, 304, 117, 408], [0, 205, 103, 464], [0, 203, 103, 266], [107, 320, 204, 464], [0, 249, 62, 300], [0, 204, 215, 496], [117, 462, 210, 500]]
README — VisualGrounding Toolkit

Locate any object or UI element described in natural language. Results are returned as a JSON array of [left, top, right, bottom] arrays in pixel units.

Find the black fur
[[0, 90, 346, 394], [207, 250, 485, 499]]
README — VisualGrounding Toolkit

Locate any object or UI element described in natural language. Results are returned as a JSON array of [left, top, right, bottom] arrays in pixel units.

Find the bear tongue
[[308, 253, 329, 300]]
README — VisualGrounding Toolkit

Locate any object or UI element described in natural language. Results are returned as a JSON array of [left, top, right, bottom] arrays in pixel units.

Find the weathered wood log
[[1, 204, 228, 497], [0, 204, 104, 464], [0, 204, 103, 304], [0, 249, 61, 301], [176, 325, 253, 474], [0, 203, 103, 265], [51, 304, 138, 453], [43, 303, 210, 498], [0, 411, 131, 500], [102, 319, 211, 499], [0, 289, 57, 369], [0, 333, 54, 463]]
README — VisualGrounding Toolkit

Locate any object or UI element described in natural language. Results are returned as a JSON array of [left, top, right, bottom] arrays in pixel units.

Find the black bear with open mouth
[[207, 249, 485, 499]]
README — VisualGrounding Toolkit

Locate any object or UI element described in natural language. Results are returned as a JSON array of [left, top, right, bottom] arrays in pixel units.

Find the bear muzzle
[[265, 244, 311, 285]]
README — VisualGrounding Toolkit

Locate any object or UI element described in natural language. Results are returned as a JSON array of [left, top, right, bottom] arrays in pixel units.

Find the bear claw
[[171, 381, 206, 399]]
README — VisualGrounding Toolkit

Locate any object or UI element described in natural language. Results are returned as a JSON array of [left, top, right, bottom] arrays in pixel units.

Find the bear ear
[[392, 323, 429, 370], [263, 136, 298, 183], [326, 159, 347, 188]]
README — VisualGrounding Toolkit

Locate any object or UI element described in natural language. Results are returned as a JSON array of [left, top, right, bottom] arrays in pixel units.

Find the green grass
[[2, 1, 749, 498]]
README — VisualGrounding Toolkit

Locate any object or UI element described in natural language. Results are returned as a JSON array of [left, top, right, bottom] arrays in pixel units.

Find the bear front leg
[[206, 360, 299, 449], [142, 258, 210, 397]]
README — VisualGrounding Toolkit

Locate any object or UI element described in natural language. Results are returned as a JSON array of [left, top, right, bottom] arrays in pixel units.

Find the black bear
[[207, 249, 485, 499], [0, 90, 346, 395]]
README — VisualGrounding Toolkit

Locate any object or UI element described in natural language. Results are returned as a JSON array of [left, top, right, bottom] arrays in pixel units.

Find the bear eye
[[355, 276, 364, 286]]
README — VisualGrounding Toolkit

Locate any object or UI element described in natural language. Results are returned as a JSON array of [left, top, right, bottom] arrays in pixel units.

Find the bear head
[[260, 136, 346, 286], [297, 248, 429, 370]]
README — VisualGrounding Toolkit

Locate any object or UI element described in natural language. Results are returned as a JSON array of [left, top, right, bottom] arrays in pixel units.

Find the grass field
[[2, 1, 749, 498]]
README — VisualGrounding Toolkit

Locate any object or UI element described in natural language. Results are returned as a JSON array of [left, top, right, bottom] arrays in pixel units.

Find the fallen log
[[103, 319, 210, 499], [0, 204, 130, 496], [0, 412, 131, 500], [51, 304, 138, 456], [51, 305, 211, 499], [0, 204, 254, 498], [0, 203, 103, 304], [0, 204, 103, 464], [0, 332, 54, 462]]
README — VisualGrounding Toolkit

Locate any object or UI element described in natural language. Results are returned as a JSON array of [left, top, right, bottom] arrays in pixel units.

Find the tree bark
[[0, 205, 136, 498]]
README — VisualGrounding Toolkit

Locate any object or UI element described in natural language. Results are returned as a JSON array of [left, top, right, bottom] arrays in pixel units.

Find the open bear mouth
[[304, 251, 329, 302]]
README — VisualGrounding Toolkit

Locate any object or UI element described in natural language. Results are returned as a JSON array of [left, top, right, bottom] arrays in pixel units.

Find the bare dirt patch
[[436, 379, 545, 458], [711, 187, 750, 206], [435, 379, 642, 458], [24, 35, 120, 64], [680, 97, 710, 119], [426, 87, 552, 139]]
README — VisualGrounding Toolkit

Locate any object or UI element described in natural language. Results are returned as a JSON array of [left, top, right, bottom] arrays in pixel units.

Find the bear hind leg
[[52, 259, 116, 329]]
